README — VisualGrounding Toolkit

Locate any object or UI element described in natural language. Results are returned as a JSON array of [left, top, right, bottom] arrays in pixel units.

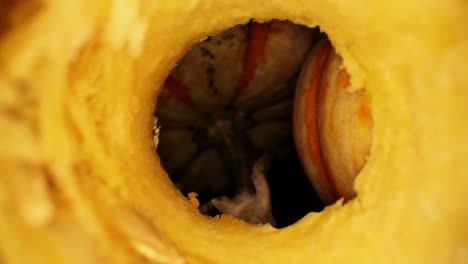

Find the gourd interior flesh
[[0, 0, 467, 264]]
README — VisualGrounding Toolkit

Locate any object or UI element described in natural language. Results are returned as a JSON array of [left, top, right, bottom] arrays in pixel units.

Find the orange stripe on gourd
[[163, 76, 194, 108], [297, 39, 341, 204], [236, 22, 272, 98], [294, 38, 373, 204]]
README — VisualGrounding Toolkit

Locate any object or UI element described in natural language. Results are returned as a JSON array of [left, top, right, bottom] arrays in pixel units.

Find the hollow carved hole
[[153, 19, 372, 228]]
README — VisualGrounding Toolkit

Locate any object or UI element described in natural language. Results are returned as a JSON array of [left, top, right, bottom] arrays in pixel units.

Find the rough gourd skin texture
[[0, 0, 467, 263]]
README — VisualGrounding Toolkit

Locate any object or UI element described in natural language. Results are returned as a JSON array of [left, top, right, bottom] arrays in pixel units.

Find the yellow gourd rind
[[1, 0, 467, 263]]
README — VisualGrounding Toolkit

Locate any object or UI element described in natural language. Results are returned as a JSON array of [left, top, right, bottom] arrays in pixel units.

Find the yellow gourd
[[0, 0, 467, 263]]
